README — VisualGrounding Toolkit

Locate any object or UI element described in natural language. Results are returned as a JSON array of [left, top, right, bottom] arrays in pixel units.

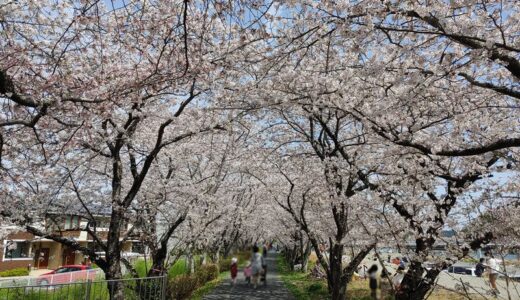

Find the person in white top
[[485, 252, 501, 294]]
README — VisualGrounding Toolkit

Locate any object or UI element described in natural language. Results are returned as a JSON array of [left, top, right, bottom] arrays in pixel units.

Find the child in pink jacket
[[243, 262, 252, 285]]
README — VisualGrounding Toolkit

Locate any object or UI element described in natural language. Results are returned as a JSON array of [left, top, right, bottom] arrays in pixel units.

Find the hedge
[[167, 263, 219, 300], [0, 268, 29, 277]]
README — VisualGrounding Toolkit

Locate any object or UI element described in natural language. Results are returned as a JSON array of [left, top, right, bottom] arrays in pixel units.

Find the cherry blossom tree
[[0, 1, 257, 299], [243, 104, 383, 299], [2, 2, 520, 300], [236, 2, 520, 298]]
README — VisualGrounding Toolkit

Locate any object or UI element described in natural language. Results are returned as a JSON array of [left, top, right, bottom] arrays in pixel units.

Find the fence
[[0, 269, 103, 289], [0, 275, 167, 300]]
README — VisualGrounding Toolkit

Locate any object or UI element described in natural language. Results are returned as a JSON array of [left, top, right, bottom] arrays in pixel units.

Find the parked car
[[444, 265, 477, 277], [499, 270, 520, 282], [37, 265, 97, 285]]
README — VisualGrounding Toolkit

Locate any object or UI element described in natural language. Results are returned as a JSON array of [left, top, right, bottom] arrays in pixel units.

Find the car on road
[[500, 270, 520, 282], [37, 265, 97, 286], [444, 265, 477, 277]]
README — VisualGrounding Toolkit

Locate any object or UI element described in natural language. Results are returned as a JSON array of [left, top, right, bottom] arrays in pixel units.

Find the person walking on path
[[203, 251, 295, 300], [262, 244, 268, 285], [251, 245, 265, 289], [368, 264, 380, 300], [485, 252, 501, 295], [244, 262, 252, 285], [230, 257, 238, 285]]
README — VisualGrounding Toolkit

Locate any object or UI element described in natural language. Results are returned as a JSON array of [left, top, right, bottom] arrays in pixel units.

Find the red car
[[37, 265, 98, 285]]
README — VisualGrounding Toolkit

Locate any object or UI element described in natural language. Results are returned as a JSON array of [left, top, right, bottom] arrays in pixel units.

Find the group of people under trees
[[364, 251, 504, 299], [357, 257, 406, 299], [475, 252, 502, 296], [230, 244, 269, 289]]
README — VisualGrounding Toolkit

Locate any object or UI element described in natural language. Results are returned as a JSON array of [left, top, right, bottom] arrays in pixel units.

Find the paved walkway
[[204, 252, 295, 300]]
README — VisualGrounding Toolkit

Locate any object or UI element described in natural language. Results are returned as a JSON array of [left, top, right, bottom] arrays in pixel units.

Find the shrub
[[194, 269, 207, 286], [0, 268, 29, 277], [307, 282, 324, 293], [168, 274, 199, 300], [168, 259, 189, 279], [218, 258, 232, 272], [167, 264, 220, 300], [195, 264, 219, 284], [134, 259, 151, 277], [204, 264, 219, 281]]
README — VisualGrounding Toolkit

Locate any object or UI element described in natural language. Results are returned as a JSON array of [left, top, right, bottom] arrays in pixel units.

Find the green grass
[[0, 281, 111, 300], [134, 257, 193, 279], [276, 255, 481, 300], [276, 255, 330, 300], [277, 255, 397, 300], [346, 280, 395, 300], [0, 278, 166, 300], [134, 259, 152, 277], [168, 259, 190, 279], [0, 268, 29, 277]]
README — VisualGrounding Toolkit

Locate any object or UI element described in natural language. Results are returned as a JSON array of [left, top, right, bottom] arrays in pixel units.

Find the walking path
[[204, 252, 295, 300]]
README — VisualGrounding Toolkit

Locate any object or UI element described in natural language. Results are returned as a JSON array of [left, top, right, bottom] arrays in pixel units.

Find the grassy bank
[[277, 255, 482, 300], [276, 255, 330, 300], [134, 257, 195, 279]]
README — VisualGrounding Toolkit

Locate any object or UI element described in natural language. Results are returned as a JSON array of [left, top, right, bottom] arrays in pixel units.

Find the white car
[[445, 265, 477, 277]]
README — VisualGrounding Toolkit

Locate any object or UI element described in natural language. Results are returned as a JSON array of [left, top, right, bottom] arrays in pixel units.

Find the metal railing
[[0, 269, 103, 289], [0, 275, 167, 300]]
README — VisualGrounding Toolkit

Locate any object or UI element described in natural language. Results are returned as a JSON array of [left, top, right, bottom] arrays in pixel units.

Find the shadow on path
[[203, 252, 295, 300]]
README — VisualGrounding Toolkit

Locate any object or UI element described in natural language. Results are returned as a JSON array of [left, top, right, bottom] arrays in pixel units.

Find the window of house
[[94, 217, 110, 229], [64, 216, 80, 230], [132, 242, 145, 254], [45, 215, 62, 231], [3, 241, 31, 259], [87, 242, 105, 253]]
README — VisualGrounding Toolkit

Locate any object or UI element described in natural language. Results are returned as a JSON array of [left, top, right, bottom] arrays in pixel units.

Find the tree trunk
[[211, 245, 220, 264], [301, 241, 312, 273], [396, 261, 440, 300], [396, 238, 440, 300], [146, 215, 186, 277], [328, 243, 347, 300], [148, 248, 167, 276], [105, 208, 125, 300], [222, 243, 229, 258], [187, 252, 195, 274], [283, 245, 298, 271]]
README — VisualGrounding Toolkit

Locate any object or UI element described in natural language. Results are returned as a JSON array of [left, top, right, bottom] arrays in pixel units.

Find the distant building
[[1, 204, 144, 272]]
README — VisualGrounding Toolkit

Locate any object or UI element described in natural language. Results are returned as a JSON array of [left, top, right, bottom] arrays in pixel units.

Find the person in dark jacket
[[475, 258, 485, 277], [368, 264, 380, 300]]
